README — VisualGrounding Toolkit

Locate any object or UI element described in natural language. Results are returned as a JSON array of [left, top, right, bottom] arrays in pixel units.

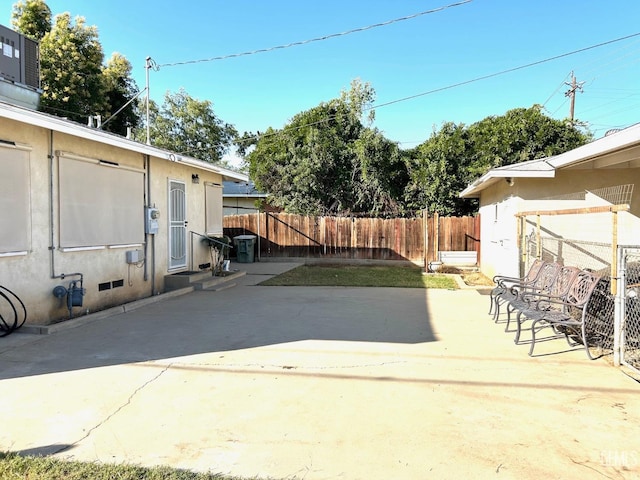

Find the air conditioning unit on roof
[[0, 23, 41, 109]]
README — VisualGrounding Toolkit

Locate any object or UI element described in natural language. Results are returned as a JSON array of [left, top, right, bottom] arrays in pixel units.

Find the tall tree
[[12, 1, 142, 132], [466, 105, 591, 179], [11, 0, 51, 40], [404, 122, 473, 215], [137, 89, 238, 165], [101, 53, 141, 136], [404, 106, 592, 216], [249, 79, 406, 215], [38, 12, 106, 122]]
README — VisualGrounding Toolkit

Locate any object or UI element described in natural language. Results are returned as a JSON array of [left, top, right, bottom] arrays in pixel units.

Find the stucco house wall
[[463, 124, 640, 279], [0, 103, 247, 326], [222, 181, 267, 216], [223, 197, 260, 216]]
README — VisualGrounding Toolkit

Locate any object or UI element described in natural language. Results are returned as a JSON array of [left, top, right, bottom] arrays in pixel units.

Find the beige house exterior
[[460, 123, 640, 279], [222, 181, 267, 216], [0, 101, 247, 326]]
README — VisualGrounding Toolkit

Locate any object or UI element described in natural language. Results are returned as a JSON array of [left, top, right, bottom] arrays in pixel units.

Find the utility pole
[[145, 56, 152, 145], [564, 71, 584, 126]]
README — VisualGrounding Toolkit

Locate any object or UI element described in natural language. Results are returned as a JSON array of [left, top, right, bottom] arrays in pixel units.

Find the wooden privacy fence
[[223, 212, 480, 265]]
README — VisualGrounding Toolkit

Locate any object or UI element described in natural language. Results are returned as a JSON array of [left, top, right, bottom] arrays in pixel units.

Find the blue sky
[[3, 0, 640, 156]]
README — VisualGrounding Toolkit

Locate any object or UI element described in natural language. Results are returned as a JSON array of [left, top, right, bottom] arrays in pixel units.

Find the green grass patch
[[0, 452, 249, 480], [259, 264, 457, 289]]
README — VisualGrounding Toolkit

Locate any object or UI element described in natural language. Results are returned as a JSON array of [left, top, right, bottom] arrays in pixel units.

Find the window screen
[[205, 183, 223, 236], [0, 146, 30, 253], [59, 156, 144, 248]]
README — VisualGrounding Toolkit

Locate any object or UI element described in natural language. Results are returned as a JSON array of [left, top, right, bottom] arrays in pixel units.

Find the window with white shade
[[205, 182, 223, 236], [0, 144, 30, 254], [58, 153, 144, 248]]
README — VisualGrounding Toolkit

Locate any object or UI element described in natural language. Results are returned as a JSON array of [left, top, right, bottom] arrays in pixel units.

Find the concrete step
[[193, 271, 245, 291], [165, 269, 245, 291]]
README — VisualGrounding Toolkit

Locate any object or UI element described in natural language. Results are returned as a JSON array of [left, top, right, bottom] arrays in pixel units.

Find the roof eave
[[0, 101, 249, 182], [459, 169, 555, 198]]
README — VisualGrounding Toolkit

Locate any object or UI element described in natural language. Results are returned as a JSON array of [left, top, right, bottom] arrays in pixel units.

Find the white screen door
[[169, 180, 187, 269]]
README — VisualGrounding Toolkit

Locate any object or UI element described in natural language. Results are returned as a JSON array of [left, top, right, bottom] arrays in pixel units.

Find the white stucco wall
[[223, 197, 260, 216], [477, 168, 640, 279], [0, 116, 225, 325]]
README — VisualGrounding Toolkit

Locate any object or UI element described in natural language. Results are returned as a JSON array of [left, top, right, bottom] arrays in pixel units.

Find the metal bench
[[489, 259, 546, 322], [509, 265, 581, 343], [438, 250, 478, 266], [524, 269, 603, 358], [503, 262, 569, 333]]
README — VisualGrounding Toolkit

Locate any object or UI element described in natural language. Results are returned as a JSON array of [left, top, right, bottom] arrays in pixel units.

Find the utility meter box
[[126, 249, 144, 264], [145, 207, 160, 234]]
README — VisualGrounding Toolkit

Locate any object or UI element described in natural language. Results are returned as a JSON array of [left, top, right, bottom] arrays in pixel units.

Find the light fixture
[[506, 177, 514, 187], [192, 173, 200, 184]]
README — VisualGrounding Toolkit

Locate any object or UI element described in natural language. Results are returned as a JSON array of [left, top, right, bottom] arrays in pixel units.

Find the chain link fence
[[618, 247, 640, 377], [525, 236, 615, 359], [523, 238, 640, 373]]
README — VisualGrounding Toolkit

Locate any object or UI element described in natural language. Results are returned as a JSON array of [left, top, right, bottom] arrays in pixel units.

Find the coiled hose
[[0, 286, 27, 337]]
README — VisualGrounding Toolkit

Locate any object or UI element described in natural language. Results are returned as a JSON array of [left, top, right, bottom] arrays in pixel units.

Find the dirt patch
[[438, 266, 494, 286]]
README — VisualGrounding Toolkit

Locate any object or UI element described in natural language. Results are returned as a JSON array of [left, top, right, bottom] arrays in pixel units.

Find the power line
[[370, 31, 640, 111], [542, 72, 572, 108], [156, 0, 473, 68], [233, 30, 640, 146]]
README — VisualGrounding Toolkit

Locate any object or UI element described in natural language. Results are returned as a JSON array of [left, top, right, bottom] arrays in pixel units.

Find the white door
[[168, 180, 187, 270]]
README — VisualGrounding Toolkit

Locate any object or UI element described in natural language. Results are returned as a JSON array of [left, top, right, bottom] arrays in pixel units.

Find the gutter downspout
[[146, 154, 156, 295], [143, 154, 149, 282], [48, 129, 56, 277]]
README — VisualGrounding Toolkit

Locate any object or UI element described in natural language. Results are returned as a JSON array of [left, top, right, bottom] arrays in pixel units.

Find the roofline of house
[[0, 100, 248, 182], [460, 122, 640, 199], [460, 169, 556, 198], [223, 194, 267, 198]]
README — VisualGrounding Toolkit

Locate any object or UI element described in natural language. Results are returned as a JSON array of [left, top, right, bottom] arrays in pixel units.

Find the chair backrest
[[551, 266, 581, 297], [565, 270, 602, 307], [524, 259, 546, 283], [532, 262, 561, 291]]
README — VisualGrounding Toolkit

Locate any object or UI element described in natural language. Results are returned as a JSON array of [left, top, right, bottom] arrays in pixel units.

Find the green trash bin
[[233, 235, 257, 263]]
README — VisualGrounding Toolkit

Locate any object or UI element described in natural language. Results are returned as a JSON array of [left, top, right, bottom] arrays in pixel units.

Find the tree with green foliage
[[403, 122, 473, 215], [11, 0, 50, 40], [37, 12, 106, 122], [101, 53, 141, 136], [466, 105, 592, 179], [136, 89, 238, 165], [12, 1, 140, 134], [404, 106, 592, 216], [249, 79, 406, 216]]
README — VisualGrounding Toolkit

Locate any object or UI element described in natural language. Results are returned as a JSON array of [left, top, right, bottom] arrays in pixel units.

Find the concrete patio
[[0, 261, 638, 479]]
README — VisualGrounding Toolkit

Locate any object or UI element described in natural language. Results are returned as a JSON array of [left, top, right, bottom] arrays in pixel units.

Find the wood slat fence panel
[[223, 213, 480, 265]]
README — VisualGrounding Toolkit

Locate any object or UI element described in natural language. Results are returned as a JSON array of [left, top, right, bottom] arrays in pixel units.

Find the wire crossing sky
[[156, 0, 473, 68]]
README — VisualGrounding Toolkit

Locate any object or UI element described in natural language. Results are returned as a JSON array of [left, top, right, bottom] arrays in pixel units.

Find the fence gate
[[616, 246, 640, 376]]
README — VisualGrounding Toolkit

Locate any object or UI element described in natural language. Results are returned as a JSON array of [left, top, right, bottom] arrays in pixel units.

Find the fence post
[[266, 212, 270, 257], [423, 208, 428, 271], [536, 215, 541, 259], [612, 210, 618, 295], [614, 245, 623, 366], [433, 212, 439, 261], [257, 212, 261, 262]]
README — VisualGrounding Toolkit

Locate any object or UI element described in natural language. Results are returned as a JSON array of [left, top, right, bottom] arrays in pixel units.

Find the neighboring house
[[0, 100, 248, 326], [223, 180, 268, 216], [460, 123, 640, 279]]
